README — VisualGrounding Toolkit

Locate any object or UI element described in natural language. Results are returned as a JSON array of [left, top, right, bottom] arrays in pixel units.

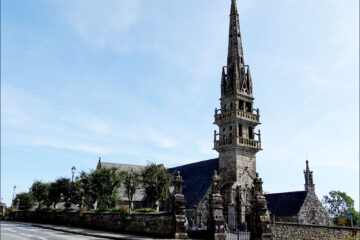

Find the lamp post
[[69, 166, 76, 211], [12, 186, 16, 206], [71, 166, 76, 182]]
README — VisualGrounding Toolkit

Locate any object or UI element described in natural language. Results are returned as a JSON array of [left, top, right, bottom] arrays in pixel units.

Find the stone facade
[[298, 189, 331, 225], [274, 222, 359, 240]]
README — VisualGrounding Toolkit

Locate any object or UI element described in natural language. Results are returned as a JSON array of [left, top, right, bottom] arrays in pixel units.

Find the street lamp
[[71, 166, 76, 183], [12, 186, 16, 206]]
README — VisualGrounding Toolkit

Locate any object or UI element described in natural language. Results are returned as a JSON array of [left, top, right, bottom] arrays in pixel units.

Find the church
[[97, 0, 330, 230]]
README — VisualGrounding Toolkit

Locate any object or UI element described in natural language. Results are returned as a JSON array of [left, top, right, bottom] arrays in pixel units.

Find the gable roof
[[264, 191, 307, 216], [169, 158, 219, 208], [98, 161, 145, 172]]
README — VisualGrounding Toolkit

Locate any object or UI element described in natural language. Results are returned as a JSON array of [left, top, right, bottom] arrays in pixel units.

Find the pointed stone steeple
[[221, 0, 253, 97], [228, 0, 244, 67]]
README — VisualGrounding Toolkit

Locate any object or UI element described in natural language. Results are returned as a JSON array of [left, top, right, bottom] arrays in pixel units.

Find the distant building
[[95, 0, 330, 230], [265, 161, 330, 225]]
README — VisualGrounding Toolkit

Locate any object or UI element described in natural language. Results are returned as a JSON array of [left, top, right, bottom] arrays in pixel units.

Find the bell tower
[[213, 0, 262, 225], [304, 160, 315, 193]]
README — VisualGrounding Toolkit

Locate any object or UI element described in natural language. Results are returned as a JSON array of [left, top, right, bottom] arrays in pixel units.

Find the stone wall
[[274, 222, 359, 240], [10, 211, 174, 238], [298, 190, 331, 225]]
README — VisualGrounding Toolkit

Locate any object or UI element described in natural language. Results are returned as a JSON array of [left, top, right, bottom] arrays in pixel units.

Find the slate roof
[[98, 161, 145, 172], [264, 191, 307, 216], [169, 158, 219, 209], [97, 161, 145, 201]]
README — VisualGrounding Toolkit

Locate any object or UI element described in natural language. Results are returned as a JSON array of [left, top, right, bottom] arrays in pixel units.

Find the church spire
[[227, 0, 244, 67], [221, 0, 252, 97]]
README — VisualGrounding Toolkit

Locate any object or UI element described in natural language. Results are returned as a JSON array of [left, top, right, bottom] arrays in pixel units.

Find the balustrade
[[214, 108, 260, 124], [214, 131, 261, 150]]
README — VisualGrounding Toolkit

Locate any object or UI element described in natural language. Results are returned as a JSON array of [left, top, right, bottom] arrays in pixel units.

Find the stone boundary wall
[[274, 222, 359, 240], [9, 211, 174, 238]]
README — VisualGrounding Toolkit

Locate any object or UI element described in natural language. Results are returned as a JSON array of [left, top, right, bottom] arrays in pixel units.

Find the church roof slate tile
[[264, 191, 307, 217], [169, 158, 219, 209]]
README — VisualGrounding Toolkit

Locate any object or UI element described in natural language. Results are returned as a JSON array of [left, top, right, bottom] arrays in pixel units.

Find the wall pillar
[[250, 173, 272, 240], [171, 171, 189, 239], [208, 171, 226, 240]]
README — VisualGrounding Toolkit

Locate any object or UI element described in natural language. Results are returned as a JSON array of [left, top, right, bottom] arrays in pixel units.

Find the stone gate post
[[208, 170, 226, 240], [172, 171, 189, 239]]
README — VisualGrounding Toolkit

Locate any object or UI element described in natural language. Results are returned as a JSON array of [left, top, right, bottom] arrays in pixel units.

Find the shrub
[[93, 207, 110, 212], [133, 208, 156, 213], [109, 207, 127, 213], [5, 208, 13, 216]]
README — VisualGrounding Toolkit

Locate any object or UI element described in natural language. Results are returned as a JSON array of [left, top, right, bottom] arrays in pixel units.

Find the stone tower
[[304, 160, 315, 193], [213, 0, 261, 228]]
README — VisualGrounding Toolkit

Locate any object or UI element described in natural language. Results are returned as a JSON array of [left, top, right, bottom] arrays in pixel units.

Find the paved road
[[1, 221, 165, 240], [1, 222, 109, 240]]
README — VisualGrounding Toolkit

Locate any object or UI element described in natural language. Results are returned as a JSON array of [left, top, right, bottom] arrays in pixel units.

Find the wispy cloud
[[57, 0, 142, 51]]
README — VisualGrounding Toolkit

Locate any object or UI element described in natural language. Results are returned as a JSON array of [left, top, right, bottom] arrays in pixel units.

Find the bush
[[5, 208, 13, 216], [133, 208, 156, 213], [109, 207, 127, 213], [92, 207, 110, 212]]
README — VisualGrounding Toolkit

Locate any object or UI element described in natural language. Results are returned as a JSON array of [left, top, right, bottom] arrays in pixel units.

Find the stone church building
[[97, 0, 330, 231]]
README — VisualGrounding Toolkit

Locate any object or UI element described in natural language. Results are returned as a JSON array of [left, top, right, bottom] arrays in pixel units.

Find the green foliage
[[322, 191, 359, 226], [30, 181, 50, 210], [133, 208, 156, 213], [92, 206, 110, 212], [90, 167, 124, 209], [141, 163, 171, 211], [46, 177, 81, 210], [5, 208, 13, 216], [13, 192, 35, 210], [109, 207, 127, 213], [78, 171, 97, 210], [123, 170, 141, 210]]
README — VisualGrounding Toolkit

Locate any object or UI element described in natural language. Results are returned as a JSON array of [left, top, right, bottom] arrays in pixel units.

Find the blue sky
[[2, 0, 359, 210]]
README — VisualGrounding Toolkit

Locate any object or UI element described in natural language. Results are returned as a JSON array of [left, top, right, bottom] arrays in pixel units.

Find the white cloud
[[58, 0, 142, 50], [145, 129, 179, 149]]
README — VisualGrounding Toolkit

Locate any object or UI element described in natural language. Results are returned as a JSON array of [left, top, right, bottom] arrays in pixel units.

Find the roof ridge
[[170, 158, 219, 169], [264, 190, 306, 195]]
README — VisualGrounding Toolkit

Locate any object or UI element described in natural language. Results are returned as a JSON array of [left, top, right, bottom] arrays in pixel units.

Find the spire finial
[[230, 0, 238, 16], [306, 160, 309, 170]]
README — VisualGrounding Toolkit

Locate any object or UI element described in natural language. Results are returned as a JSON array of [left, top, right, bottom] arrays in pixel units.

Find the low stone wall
[[274, 222, 359, 240], [10, 211, 174, 238]]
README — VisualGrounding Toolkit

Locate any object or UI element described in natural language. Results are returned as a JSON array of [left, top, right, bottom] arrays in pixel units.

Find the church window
[[223, 127, 226, 132], [229, 126, 232, 131], [246, 102, 252, 112], [239, 100, 244, 110], [248, 127, 254, 139], [238, 124, 242, 137]]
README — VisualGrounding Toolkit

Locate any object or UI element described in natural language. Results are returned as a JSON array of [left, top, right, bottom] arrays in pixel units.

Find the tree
[[141, 163, 172, 211], [30, 181, 49, 209], [123, 170, 141, 210], [13, 192, 35, 210], [90, 167, 124, 209], [78, 171, 97, 210], [47, 177, 73, 209], [48, 181, 61, 208], [322, 191, 359, 226]]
